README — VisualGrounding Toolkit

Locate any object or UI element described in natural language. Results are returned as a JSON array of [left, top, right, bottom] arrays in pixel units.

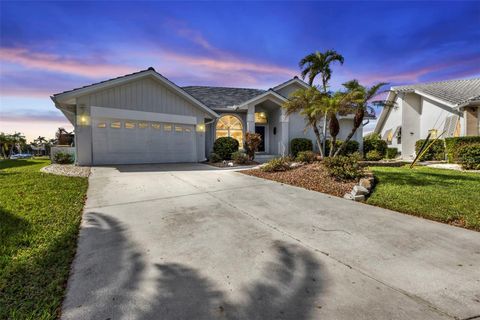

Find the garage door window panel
[[111, 121, 122, 129], [164, 124, 172, 131], [125, 121, 136, 129], [139, 122, 148, 129]]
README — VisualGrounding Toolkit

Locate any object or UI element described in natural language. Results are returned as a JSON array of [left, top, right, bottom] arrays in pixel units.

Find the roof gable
[[391, 78, 480, 107], [52, 68, 219, 118]]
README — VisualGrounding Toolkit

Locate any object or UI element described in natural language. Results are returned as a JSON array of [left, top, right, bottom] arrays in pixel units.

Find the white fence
[[50, 146, 75, 163]]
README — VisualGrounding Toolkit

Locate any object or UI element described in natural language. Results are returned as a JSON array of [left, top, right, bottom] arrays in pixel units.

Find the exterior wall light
[[77, 114, 90, 126], [196, 123, 206, 132]]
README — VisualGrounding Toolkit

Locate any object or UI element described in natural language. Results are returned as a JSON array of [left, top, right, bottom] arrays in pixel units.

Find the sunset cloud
[[0, 47, 136, 78]]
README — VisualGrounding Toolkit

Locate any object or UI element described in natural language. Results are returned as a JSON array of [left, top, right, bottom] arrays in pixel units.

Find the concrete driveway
[[62, 163, 480, 320]]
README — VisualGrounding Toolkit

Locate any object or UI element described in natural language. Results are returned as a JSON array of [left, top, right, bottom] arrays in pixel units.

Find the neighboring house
[[52, 67, 364, 165], [374, 78, 480, 160]]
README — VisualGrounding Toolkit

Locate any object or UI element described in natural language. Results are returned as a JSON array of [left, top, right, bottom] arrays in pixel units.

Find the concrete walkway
[[62, 163, 480, 320]]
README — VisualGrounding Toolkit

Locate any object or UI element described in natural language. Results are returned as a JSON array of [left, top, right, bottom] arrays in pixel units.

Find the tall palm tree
[[333, 80, 392, 157], [283, 87, 327, 157], [299, 49, 344, 91], [299, 50, 345, 155]]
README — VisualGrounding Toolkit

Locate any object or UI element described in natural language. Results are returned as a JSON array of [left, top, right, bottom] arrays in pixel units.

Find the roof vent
[[147, 67, 156, 71], [293, 76, 299, 79]]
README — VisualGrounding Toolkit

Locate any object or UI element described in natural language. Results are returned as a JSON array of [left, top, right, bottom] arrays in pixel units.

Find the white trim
[[90, 106, 198, 125], [52, 69, 219, 118], [272, 77, 310, 91], [236, 90, 288, 109], [412, 89, 456, 108]]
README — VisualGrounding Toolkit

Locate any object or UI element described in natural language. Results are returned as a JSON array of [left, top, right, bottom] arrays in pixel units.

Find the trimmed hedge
[[445, 136, 480, 163], [415, 139, 445, 161], [458, 144, 480, 170], [386, 147, 398, 159], [325, 140, 359, 156], [290, 138, 313, 157], [213, 137, 239, 160], [363, 136, 387, 158], [323, 153, 363, 181]]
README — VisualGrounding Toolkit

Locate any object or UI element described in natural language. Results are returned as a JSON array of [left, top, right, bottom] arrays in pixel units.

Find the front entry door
[[255, 126, 265, 152]]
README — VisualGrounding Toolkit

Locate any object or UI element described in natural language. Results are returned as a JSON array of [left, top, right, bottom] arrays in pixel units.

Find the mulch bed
[[40, 164, 91, 177], [241, 162, 356, 197], [206, 160, 258, 168]]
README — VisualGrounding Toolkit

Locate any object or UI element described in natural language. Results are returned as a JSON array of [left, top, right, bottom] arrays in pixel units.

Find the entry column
[[246, 104, 255, 133]]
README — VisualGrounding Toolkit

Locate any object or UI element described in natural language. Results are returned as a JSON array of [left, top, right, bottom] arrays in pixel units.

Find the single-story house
[[374, 78, 480, 159], [52, 67, 364, 165]]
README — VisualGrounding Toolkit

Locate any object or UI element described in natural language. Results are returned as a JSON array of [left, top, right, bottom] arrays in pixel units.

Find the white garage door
[[92, 118, 197, 165]]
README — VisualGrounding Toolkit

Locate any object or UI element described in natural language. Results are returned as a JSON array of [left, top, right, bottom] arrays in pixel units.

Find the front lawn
[[0, 159, 88, 319], [367, 166, 480, 231]]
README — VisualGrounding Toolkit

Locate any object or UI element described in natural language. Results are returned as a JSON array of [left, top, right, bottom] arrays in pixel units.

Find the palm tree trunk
[[312, 123, 324, 158], [334, 123, 360, 157]]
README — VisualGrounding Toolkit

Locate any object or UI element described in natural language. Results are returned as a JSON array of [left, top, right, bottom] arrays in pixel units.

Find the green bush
[[53, 152, 74, 164], [290, 138, 313, 157], [213, 137, 239, 160], [415, 139, 445, 161], [458, 144, 480, 170], [365, 150, 383, 161], [323, 153, 363, 181], [445, 136, 480, 163], [209, 152, 222, 163], [261, 157, 291, 172], [295, 150, 316, 163], [232, 151, 249, 164], [386, 147, 398, 159], [325, 139, 359, 156], [363, 134, 387, 158]]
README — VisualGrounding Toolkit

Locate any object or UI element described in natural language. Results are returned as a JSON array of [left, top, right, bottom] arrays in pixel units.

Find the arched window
[[216, 115, 243, 146]]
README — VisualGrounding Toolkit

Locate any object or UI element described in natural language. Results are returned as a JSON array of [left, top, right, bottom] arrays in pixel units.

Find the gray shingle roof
[[392, 78, 480, 107], [182, 86, 265, 109]]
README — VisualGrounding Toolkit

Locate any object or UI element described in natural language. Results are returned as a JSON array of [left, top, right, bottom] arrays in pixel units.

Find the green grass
[[0, 159, 88, 319], [367, 166, 480, 231]]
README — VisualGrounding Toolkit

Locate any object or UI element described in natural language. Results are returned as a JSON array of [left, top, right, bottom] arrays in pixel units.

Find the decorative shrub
[[363, 134, 387, 159], [445, 136, 480, 163], [458, 144, 480, 170], [213, 137, 239, 160], [290, 138, 313, 157], [54, 152, 74, 164], [209, 152, 222, 163], [386, 147, 398, 159], [232, 151, 249, 164], [325, 140, 360, 156], [261, 157, 291, 172], [365, 150, 383, 161], [323, 153, 363, 181], [244, 132, 262, 160], [415, 139, 445, 161], [295, 150, 316, 163]]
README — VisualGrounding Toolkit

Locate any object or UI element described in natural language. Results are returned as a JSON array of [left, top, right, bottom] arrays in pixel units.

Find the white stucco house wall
[[374, 78, 480, 159], [51, 67, 364, 165]]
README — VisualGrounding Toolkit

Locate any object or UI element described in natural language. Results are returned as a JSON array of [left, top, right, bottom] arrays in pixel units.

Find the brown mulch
[[241, 162, 356, 197]]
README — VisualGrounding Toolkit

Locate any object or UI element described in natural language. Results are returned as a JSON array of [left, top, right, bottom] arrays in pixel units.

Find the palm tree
[[333, 80, 392, 157], [283, 87, 327, 157], [299, 49, 344, 91], [299, 50, 344, 155], [0, 133, 12, 159]]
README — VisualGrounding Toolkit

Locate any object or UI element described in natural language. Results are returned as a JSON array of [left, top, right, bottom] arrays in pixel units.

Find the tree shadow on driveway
[[62, 213, 323, 320]]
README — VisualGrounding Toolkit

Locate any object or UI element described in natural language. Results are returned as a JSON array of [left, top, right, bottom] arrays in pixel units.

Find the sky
[[1, 1, 479, 142]]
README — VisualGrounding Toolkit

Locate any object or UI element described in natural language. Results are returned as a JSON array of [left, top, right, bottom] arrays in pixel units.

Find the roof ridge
[[181, 85, 265, 91], [392, 77, 480, 89]]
